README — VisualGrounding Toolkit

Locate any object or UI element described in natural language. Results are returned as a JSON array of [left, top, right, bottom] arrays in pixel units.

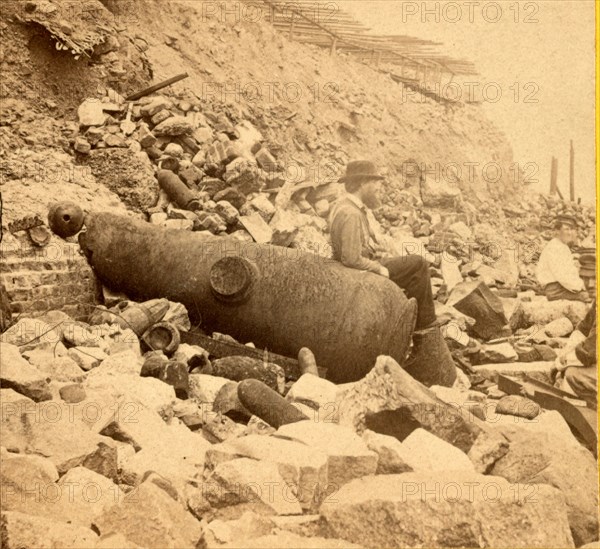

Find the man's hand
[[554, 355, 568, 373], [550, 357, 565, 384], [377, 265, 389, 278]]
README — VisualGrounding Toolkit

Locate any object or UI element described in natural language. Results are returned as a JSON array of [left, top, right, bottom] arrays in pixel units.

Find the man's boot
[[403, 326, 457, 387]]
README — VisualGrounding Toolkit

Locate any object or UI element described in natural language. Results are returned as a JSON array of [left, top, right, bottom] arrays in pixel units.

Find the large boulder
[[2, 462, 124, 528], [285, 374, 338, 414], [447, 281, 508, 340], [401, 428, 475, 472], [335, 356, 508, 473], [320, 472, 574, 548], [94, 480, 203, 549], [490, 424, 599, 546], [0, 343, 52, 401], [1, 400, 108, 474], [0, 511, 98, 549], [420, 175, 461, 208], [98, 400, 210, 492], [205, 458, 303, 515], [84, 372, 175, 416], [511, 297, 587, 330], [276, 421, 378, 488], [361, 430, 414, 474], [205, 434, 328, 512], [1, 318, 62, 349], [84, 148, 157, 212]]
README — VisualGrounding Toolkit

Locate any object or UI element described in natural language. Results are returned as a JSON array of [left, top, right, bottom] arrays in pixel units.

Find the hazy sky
[[336, 0, 596, 204]]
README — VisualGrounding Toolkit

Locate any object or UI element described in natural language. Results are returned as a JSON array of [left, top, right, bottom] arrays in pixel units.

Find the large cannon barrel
[[50, 205, 417, 383]]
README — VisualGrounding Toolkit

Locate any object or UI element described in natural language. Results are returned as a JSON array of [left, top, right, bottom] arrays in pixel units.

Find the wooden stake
[[569, 140, 575, 202], [550, 156, 558, 195]]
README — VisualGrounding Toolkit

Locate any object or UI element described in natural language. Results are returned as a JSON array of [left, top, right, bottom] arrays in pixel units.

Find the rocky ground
[[0, 0, 598, 548]]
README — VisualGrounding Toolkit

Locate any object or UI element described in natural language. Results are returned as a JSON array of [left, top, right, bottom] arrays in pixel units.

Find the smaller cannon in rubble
[[48, 202, 422, 383]]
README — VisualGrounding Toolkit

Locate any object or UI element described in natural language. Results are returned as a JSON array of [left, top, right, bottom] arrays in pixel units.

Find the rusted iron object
[[298, 347, 319, 377], [141, 320, 181, 355], [181, 329, 302, 380], [111, 299, 169, 337], [50, 204, 417, 383], [213, 381, 251, 419], [28, 225, 52, 247], [448, 281, 508, 340], [497, 374, 597, 454], [141, 354, 189, 399], [126, 72, 189, 101], [238, 379, 308, 429], [203, 356, 285, 393], [403, 326, 457, 387], [157, 169, 201, 211], [48, 202, 85, 238]]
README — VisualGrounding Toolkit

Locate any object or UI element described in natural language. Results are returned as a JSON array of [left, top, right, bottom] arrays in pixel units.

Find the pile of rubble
[[1, 293, 598, 548], [71, 87, 335, 257]]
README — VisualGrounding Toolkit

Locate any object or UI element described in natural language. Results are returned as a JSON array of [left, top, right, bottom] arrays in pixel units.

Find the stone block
[[205, 458, 303, 515], [0, 511, 98, 549], [336, 356, 508, 474], [189, 373, 230, 404], [277, 421, 378, 489], [1, 400, 106, 474], [205, 434, 328, 512], [239, 213, 273, 244], [99, 398, 171, 451], [479, 342, 518, 363], [205, 511, 275, 547], [321, 472, 574, 548], [1, 343, 52, 401], [116, 422, 210, 493], [491, 424, 599, 546], [215, 201, 240, 225], [1, 318, 63, 350], [254, 148, 277, 171], [511, 298, 587, 330], [285, 374, 338, 412], [447, 281, 508, 340], [495, 395, 541, 419], [153, 116, 194, 137], [140, 96, 173, 117], [68, 346, 108, 371], [544, 317, 575, 337], [361, 430, 415, 474], [471, 361, 555, 384], [94, 481, 203, 549], [401, 428, 475, 472], [84, 372, 175, 416], [78, 99, 106, 126], [90, 349, 143, 376], [59, 383, 87, 403]]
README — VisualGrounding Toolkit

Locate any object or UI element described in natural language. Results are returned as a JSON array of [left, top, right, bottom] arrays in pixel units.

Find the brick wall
[[0, 233, 100, 322]]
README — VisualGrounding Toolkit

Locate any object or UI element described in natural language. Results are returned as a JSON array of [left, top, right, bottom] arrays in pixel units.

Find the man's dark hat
[[339, 160, 384, 185], [555, 213, 578, 227]]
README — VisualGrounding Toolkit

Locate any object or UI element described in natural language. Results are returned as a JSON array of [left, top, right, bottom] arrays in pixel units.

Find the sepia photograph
[[0, 0, 598, 548]]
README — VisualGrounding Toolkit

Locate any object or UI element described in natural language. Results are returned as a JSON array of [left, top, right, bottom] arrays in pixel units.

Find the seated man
[[555, 300, 597, 410], [536, 214, 589, 302], [329, 160, 436, 330]]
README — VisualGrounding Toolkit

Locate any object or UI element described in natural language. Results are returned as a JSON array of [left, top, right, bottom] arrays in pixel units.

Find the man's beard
[[363, 194, 381, 209]]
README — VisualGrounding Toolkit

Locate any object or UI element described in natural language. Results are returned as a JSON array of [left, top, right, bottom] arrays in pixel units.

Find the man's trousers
[[380, 255, 436, 330]]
